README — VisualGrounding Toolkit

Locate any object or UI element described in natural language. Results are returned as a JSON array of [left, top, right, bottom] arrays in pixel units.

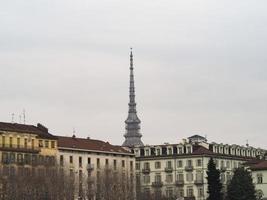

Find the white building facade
[[134, 135, 266, 200], [57, 135, 135, 200]]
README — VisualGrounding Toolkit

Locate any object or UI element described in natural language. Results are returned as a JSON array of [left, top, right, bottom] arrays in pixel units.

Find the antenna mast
[[23, 109, 26, 124]]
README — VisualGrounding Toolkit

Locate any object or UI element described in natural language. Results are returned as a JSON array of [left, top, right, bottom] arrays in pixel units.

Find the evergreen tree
[[227, 167, 256, 200], [206, 157, 223, 200]]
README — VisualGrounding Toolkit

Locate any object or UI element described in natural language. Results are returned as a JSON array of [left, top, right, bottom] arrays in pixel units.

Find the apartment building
[[245, 160, 267, 200], [134, 135, 266, 200], [57, 135, 135, 199], [0, 122, 57, 171]]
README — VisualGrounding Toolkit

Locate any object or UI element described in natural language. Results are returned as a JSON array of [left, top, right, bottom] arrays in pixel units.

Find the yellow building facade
[[0, 122, 57, 169]]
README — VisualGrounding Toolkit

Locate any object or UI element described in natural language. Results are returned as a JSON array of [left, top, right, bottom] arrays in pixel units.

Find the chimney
[[37, 123, 48, 133]]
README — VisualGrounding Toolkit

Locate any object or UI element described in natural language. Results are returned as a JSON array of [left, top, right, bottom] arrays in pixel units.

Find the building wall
[[252, 170, 267, 199], [0, 131, 57, 166], [58, 148, 136, 199], [134, 141, 265, 200]]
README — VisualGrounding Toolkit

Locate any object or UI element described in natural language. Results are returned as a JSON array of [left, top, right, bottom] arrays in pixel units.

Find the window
[[2, 136, 5, 147], [187, 146, 192, 154], [97, 158, 100, 169], [122, 160, 125, 168], [166, 187, 173, 198], [178, 147, 183, 154], [177, 160, 183, 168], [45, 140, 49, 148], [155, 161, 161, 169], [257, 174, 263, 184], [60, 155, 64, 166], [168, 148, 172, 155], [196, 159, 202, 167], [198, 187, 204, 197], [177, 173, 184, 181], [69, 156, 73, 164], [9, 137, 13, 148], [144, 175, 150, 184], [113, 160, 117, 170], [226, 161, 230, 168], [155, 173, 161, 182], [88, 157, 91, 164], [79, 157, 82, 168], [166, 174, 173, 183], [145, 149, 149, 156], [17, 138, 20, 148], [51, 141, 55, 148], [156, 148, 161, 155], [166, 161, 172, 169], [177, 188, 184, 198], [31, 139, 34, 149], [187, 186, 194, 197], [186, 173, 193, 182], [130, 161, 133, 171], [196, 172, 203, 181], [135, 162, 140, 170], [221, 173, 225, 183], [187, 160, 192, 167], [39, 140, 43, 147], [144, 162, 150, 170], [24, 138, 27, 148]]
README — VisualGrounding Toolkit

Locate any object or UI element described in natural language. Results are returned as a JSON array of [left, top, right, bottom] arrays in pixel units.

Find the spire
[[122, 49, 144, 147]]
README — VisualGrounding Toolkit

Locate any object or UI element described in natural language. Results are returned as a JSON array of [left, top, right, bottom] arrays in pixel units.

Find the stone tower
[[122, 49, 144, 147]]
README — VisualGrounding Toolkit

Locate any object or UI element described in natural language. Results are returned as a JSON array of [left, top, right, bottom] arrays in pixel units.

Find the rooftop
[[0, 122, 56, 139], [58, 135, 133, 155]]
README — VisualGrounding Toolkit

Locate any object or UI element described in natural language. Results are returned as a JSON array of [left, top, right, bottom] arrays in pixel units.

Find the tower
[[122, 49, 144, 147]]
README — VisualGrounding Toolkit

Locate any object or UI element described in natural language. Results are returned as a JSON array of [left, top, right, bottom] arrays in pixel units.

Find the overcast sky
[[1, 0, 267, 148]]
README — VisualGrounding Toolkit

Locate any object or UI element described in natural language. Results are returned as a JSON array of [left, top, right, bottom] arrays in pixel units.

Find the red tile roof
[[192, 146, 214, 155], [57, 136, 133, 155], [0, 122, 56, 139], [248, 160, 267, 171]]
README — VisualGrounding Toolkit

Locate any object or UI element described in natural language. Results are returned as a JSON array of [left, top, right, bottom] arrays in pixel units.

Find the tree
[[206, 157, 223, 200], [226, 167, 256, 200]]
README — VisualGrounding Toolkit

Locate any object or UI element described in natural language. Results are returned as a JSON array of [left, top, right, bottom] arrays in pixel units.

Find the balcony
[[220, 166, 227, 172], [152, 181, 163, 188], [175, 180, 184, 186], [194, 179, 204, 185], [185, 166, 194, 171], [87, 164, 94, 171], [142, 168, 151, 174], [165, 167, 173, 173], [0, 144, 40, 154]]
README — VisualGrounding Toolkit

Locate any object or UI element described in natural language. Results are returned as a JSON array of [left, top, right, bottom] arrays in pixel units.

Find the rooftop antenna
[[72, 127, 76, 137], [23, 109, 26, 124], [11, 113, 15, 123], [19, 115, 22, 124]]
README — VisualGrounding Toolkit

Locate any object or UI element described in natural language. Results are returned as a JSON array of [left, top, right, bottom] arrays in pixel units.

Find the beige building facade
[[134, 135, 266, 200], [57, 135, 136, 199]]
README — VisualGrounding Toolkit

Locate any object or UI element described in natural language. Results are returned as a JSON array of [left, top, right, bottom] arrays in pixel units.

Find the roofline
[[58, 147, 135, 156]]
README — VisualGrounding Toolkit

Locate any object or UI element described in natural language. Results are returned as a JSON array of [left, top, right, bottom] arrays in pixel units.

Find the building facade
[[133, 135, 266, 200], [57, 135, 136, 199], [246, 160, 267, 200], [0, 122, 57, 170]]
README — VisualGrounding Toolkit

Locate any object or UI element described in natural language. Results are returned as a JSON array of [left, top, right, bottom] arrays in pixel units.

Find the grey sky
[[1, 0, 267, 148]]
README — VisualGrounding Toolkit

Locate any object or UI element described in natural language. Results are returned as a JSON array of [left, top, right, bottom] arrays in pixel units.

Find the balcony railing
[[152, 181, 163, 187], [165, 167, 173, 173], [175, 180, 184, 186], [194, 179, 204, 185], [185, 166, 194, 171], [0, 144, 40, 153], [142, 168, 151, 174]]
